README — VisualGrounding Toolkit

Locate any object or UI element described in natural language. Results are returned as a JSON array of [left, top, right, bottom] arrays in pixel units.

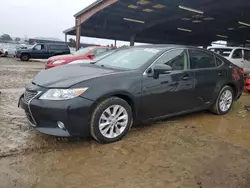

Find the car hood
[[48, 54, 89, 61], [33, 64, 124, 88], [48, 54, 74, 61], [16, 49, 30, 53]]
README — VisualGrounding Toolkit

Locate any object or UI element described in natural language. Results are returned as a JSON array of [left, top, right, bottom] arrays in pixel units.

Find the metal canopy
[[64, 0, 250, 46]]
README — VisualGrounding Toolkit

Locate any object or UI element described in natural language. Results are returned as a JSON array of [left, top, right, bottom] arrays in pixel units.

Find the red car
[[245, 74, 250, 91], [45, 46, 112, 69]]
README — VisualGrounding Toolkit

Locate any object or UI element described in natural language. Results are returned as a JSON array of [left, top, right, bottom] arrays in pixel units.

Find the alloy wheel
[[219, 90, 233, 112], [98, 105, 128, 139]]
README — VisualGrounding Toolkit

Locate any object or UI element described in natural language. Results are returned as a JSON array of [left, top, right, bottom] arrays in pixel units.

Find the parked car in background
[[0, 46, 8, 57], [15, 43, 70, 61], [19, 45, 244, 143], [208, 46, 250, 74], [245, 73, 250, 91], [0, 48, 4, 57], [67, 49, 118, 65], [45, 46, 113, 69]]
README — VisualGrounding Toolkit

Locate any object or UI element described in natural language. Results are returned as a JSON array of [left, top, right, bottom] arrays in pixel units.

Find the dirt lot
[[1, 57, 250, 188]]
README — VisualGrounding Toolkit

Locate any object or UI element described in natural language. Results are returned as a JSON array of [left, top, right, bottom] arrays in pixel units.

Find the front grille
[[24, 90, 38, 103], [25, 112, 36, 126]]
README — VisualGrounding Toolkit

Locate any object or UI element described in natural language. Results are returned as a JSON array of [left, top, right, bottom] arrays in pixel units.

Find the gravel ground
[[1, 57, 250, 188]]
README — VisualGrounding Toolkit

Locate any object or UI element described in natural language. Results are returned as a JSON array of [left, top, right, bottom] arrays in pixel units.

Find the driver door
[[32, 44, 46, 59], [141, 48, 195, 120]]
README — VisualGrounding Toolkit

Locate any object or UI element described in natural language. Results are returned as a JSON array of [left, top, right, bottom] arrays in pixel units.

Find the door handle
[[182, 75, 190, 80], [218, 72, 223, 76]]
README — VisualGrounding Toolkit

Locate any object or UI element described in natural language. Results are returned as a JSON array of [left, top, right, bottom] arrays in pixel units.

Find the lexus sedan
[[18, 45, 244, 143]]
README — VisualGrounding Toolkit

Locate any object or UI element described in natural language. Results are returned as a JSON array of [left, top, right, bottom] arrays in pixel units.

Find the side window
[[232, 49, 243, 59], [155, 49, 188, 70], [189, 50, 216, 69], [93, 49, 108, 56], [34, 44, 44, 51], [216, 57, 224, 66], [244, 49, 250, 60], [50, 45, 57, 50]]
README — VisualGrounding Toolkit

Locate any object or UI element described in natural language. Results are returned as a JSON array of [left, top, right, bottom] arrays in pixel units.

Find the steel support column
[[130, 35, 136, 46], [65, 34, 67, 43], [76, 20, 81, 50]]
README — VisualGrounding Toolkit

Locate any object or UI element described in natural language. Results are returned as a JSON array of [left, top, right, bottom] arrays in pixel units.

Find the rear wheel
[[90, 97, 133, 143], [4, 52, 8, 57], [20, 54, 30, 61], [210, 85, 234, 115]]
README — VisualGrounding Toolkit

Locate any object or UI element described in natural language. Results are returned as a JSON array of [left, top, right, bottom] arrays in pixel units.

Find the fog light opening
[[57, 121, 66, 130]]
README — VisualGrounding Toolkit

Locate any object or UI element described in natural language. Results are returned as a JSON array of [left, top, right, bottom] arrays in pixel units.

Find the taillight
[[239, 68, 244, 75]]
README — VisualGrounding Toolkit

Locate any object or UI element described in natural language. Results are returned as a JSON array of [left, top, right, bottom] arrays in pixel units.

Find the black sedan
[[18, 45, 245, 143]]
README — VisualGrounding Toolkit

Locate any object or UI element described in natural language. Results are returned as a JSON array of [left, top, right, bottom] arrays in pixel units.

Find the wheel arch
[[20, 52, 30, 57], [90, 91, 138, 121], [225, 82, 238, 100]]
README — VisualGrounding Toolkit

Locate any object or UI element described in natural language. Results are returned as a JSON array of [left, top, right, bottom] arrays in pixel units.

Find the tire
[[20, 54, 30, 61], [210, 85, 234, 115], [90, 97, 133, 144], [4, 52, 8, 57]]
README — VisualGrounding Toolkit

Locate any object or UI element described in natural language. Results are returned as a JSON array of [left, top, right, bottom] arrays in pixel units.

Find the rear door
[[189, 49, 225, 107]]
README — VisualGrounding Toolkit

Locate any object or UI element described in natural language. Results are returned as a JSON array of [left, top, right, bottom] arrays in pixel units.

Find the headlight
[[40, 88, 88, 100], [52, 60, 66, 64]]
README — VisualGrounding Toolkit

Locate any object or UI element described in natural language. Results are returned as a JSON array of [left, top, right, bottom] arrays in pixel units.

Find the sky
[[0, 0, 130, 46]]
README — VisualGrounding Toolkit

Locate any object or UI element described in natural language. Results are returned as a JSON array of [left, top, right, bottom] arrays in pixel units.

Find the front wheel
[[20, 54, 30, 61], [90, 97, 133, 143], [210, 85, 234, 115]]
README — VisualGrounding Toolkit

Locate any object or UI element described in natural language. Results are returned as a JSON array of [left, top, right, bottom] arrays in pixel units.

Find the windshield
[[95, 48, 160, 70], [93, 50, 116, 62], [74, 47, 95, 55], [209, 48, 232, 57]]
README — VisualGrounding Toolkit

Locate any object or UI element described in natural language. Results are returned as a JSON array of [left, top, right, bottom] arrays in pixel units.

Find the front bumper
[[19, 92, 94, 137]]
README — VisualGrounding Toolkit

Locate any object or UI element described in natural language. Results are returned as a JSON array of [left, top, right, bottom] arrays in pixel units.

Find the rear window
[[209, 48, 232, 57], [50, 45, 69, 50], [74, 47, 95, 55]]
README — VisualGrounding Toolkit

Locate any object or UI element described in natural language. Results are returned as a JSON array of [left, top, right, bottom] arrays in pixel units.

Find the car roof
[[89, 46, 111, 49], [37, 43, 68, 46], [208, 46, 250, 50], [126, 44, 206, 51]]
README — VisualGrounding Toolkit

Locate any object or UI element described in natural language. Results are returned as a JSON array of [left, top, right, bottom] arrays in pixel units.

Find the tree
[[69, 38, 76, 48], [0, 34, 12, 41], [15, 37, 21, 42]]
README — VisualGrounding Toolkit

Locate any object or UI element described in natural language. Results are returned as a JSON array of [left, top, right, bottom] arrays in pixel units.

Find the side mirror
[[152, 64, 172, 78], [87, 53, 95, 59]]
